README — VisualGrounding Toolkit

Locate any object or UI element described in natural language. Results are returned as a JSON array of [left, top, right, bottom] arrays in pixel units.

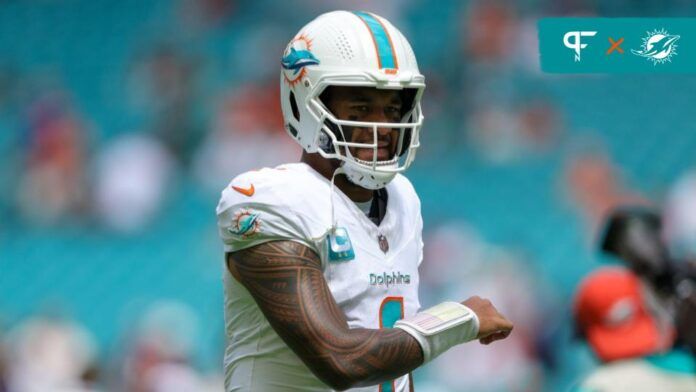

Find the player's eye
[[385, 106, 401, 119]]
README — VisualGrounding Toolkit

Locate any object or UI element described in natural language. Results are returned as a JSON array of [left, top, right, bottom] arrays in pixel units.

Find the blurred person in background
[[467, 96, 562, 163], [599, 204, 696, 358], [663, 170, 696, 352], [664, 169, 696, 262], [564, 146, 647, 237], [460, 2, 564, 164], [120, 301, 218, 392], [16, 89, 88, 225], [573, 267, 696, 391], [192, 82, 300, 193], [216, 10, 513, 392], [93, 133, 175, 233], [5, 315, 100, 392]]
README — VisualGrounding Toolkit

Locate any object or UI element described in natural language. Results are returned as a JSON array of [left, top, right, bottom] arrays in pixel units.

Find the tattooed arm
[[226, 240, 424, 391]]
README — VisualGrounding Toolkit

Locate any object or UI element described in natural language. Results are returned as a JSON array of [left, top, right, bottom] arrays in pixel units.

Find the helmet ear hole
[[318, 130, 332, 152], [319, 119, 340, 154], [289, 91, 300, 121], [397, 88, 417, 157], [400, 89, 417, 118]]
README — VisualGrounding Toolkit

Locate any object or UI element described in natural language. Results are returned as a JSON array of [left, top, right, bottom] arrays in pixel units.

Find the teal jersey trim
[[379, 297, 404, 392], [380, 300, 403, 329]]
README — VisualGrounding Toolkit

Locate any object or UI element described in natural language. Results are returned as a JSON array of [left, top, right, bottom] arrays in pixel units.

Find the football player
[[217, 10, 514, 391]]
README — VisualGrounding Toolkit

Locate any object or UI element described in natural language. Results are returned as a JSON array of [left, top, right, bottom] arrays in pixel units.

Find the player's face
[[324, 86, 402, 162]]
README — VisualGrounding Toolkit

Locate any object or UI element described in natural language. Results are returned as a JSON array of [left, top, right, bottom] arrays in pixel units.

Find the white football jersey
[[216, 162, 423, 392]]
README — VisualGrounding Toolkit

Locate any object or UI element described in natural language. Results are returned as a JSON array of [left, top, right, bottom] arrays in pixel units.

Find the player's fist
[[461, 296, 513, 345]]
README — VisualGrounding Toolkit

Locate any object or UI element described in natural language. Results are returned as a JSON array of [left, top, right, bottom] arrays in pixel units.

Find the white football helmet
[[280, 10, 425, 189]]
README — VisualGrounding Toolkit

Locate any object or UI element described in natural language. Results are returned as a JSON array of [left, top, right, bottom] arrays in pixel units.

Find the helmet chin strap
[[329, 166, 345, 232], [341, 160, 396, 190], [308, 164, 344, 243]]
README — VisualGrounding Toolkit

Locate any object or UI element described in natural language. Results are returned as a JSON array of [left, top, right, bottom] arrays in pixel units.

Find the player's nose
[[372, 112, 394, 138], [377, 126, 392, 138]]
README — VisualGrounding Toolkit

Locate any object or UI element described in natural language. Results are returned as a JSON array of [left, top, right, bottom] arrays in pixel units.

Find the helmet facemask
[[309, 83, 424, 190]]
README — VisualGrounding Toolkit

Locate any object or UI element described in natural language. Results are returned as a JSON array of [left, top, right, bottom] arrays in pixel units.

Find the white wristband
[[394, 301, 479, 363]]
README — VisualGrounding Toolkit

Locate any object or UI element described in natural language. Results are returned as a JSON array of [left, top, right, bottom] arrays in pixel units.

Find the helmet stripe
[[353, 11, 399, 70]]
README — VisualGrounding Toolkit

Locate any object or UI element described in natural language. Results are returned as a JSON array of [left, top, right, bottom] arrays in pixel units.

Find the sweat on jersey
[[216, 162, 423, 392]]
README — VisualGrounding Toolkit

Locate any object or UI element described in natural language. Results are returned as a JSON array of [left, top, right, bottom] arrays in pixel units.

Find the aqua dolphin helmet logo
[[281, 34, 320, 87], [632, 28, 680, 65], [282, 47, 320, 74]]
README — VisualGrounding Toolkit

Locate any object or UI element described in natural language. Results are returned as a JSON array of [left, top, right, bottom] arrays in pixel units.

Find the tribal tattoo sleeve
[[227, 241, 424, 390]]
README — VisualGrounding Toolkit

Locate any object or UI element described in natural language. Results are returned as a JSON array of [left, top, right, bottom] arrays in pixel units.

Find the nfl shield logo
[[378, 234, 389, 253]]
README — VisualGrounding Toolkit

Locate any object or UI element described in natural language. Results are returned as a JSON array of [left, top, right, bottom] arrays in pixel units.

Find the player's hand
[[461, 296, 513, 345]]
